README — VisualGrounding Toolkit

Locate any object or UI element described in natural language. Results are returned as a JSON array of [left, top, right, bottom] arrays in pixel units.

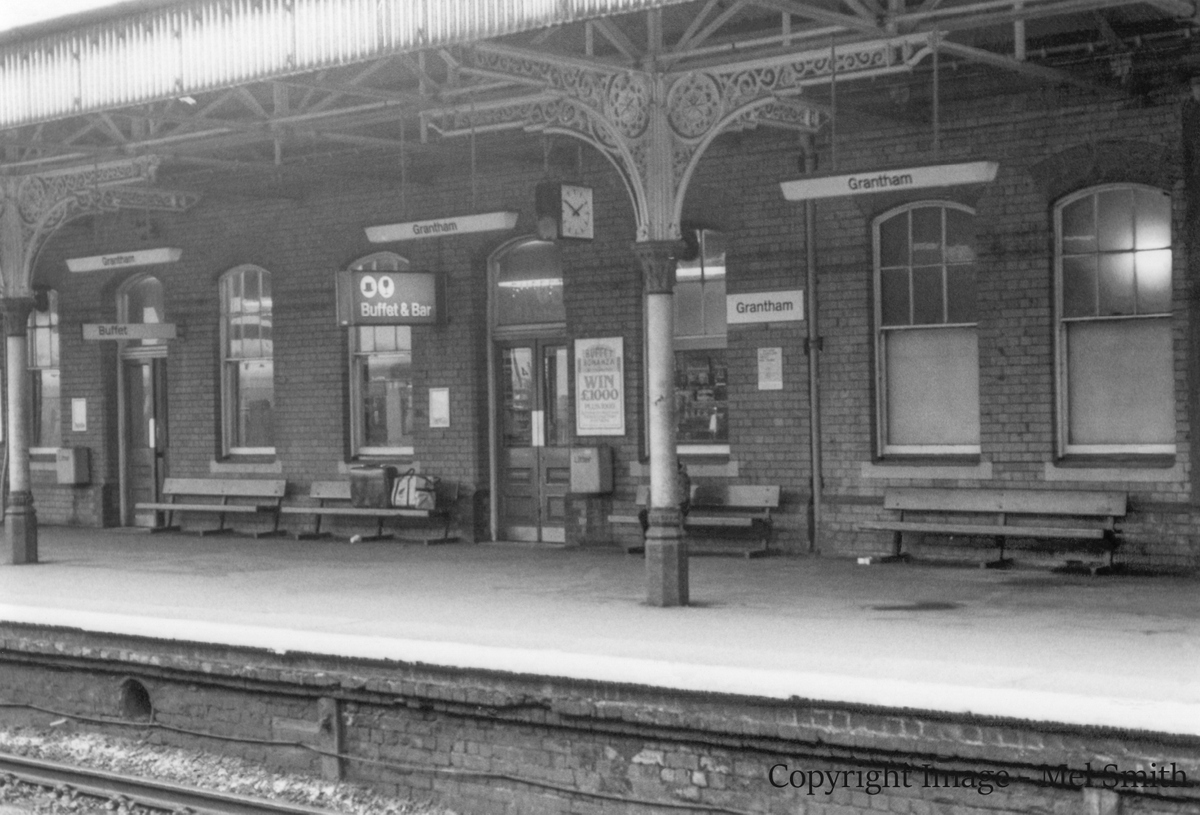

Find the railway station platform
[[0, 526, 1195, 738]]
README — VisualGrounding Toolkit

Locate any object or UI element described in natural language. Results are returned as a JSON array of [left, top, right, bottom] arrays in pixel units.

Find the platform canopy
[[0, 0, 1194, 196]]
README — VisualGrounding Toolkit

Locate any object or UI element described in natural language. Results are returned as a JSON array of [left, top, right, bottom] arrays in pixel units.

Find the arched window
[[220, 265, 274, 455], [874, 202, 980, 455], [1055, 184, 1174, 454], [493, 240, 565, 327], [349, 253, 413, 457], [28, 290, 61, 450], [120, 275, 166, 348]]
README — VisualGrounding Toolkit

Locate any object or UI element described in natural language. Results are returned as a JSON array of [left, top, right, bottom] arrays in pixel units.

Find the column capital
[[633, 239, 687, 294], [0, 297, 34, 337]]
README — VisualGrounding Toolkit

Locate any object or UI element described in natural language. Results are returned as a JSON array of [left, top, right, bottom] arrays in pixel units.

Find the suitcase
[[349, 465, 397, 508]]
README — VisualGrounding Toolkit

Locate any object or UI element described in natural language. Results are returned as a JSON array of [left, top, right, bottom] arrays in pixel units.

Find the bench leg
[[357, 516, 394, 542], [293, 510, 332, 541], [423, 512, 460, 545], [984, 535, 1014, 569], [879, 530, 911, 563], [251, 510, 288, 539], [144, 508, 181, 533], [196, 512, 233, 536]]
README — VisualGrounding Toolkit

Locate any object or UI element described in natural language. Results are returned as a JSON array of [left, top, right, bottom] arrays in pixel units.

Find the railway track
[[0, 750, 342, 815]]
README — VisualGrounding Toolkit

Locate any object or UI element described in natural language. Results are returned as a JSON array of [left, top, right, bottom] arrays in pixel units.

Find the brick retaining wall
[[0, 624, 1196, 814]]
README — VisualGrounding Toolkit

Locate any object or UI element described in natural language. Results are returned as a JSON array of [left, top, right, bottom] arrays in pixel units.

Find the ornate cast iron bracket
[[421, 36, 929, 241], [0, 156, 200, 296]]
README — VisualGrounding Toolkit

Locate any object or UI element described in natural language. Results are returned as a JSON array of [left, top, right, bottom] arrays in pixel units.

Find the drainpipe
[[802, 138, 823, 555]]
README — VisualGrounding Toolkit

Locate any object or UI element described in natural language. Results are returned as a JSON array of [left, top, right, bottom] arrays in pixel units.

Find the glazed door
[[126, 358, 168, 527], [498, 342, 571, 542]]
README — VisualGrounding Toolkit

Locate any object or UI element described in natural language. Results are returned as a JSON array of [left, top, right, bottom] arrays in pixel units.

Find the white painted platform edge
[[0, 604, 1195, 738]]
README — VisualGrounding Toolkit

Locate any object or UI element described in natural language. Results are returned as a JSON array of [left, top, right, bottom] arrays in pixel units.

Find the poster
[[758, 347, 783, 391], [429, 388, 450, 428], [575, 337, 625, 436]]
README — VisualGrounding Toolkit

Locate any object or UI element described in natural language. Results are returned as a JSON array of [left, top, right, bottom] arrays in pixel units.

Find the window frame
[[27, 289, 61, 453], [219, 264, 276, 457], [672, 228, 728, 456], [1053, 183, 1176, 457], [348, 252, 415, 459], [873, 200, 981, 457]]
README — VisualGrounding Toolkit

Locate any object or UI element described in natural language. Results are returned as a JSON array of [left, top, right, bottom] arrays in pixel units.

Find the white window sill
[[861, 460, 992, 480], [1043, 462, 1183, 483], [210, 459, 282, 475]]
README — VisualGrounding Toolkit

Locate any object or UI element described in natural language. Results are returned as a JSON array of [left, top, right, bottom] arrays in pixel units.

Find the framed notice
[[575, 337, 625, 436], [429, 388, 450, 428], [758, 348, 783, 391], [72, 399, 87, 432]]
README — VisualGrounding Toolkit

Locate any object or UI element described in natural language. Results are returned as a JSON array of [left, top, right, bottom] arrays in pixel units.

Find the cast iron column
[[3, 298, 37, 565], [635, 240, 687, 607]]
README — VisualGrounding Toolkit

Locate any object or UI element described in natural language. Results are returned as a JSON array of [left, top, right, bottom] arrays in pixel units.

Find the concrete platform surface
[[0, 528, 1197, 737]]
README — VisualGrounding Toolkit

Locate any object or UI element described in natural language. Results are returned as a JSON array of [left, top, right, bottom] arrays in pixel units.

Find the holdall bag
[[391, 469, 438, 510]]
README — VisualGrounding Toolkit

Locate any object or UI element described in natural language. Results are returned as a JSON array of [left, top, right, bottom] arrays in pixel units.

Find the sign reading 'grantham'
[[67, 247, 183, 273], [780, 161, 999, 201], [727, 290, 805, 325], [365, 211, 519, 243]]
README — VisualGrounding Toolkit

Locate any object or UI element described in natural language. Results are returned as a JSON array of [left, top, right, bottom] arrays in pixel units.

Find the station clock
[[535, 181, 594, 241]]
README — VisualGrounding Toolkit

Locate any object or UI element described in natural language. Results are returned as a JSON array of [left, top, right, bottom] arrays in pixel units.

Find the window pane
[[236, 359, 274, 448], [701, 277, 727, 336], [879, 213, 908, 267], [911, 266, 944, 325], [496, 241, 565, 325], [885, 327, 979, 446], [32, 368, 61, 448], [1097, 188, 1134, 251], [1136, 249, 1172, 314], [1066, 319, 1173, 446], [944, 209, 975, 263], [911, 207, 942, 265], [1134, 188, 1171, 250], [1062, 255, 1097, 318], [880, 268, 910, 327], [362, 353, 412, 448], [1061, 196, 1096, 254], [701, 230, 726, 280], [674, 280, 705, 337], [946, 264, 976, 323], [358, 326, 375, 353], [1098, 252, 1136, 316], [675, 350, 727, 443], [501, 347, 534, 447]]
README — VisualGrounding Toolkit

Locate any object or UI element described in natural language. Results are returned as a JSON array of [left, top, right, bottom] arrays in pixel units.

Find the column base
[[645, 507, 688, 607], [5, 492, 38, 565]]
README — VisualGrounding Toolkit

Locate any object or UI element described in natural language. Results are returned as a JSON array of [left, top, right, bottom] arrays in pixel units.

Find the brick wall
[[1, 625, 1197, 815], [2, 68, 1196, 565]]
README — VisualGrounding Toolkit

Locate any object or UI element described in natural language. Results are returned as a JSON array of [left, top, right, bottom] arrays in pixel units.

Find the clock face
[[560, 184, 594, 240]]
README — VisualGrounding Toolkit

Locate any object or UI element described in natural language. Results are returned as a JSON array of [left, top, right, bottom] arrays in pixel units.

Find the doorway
[[117, 275, 169, 527], [497, 340, 570, 542], [488, 238, 568, 542], [124, 357, 168, 526]]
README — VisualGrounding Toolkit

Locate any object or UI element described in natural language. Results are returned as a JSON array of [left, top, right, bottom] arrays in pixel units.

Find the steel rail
[[0, 750, 342, 815]]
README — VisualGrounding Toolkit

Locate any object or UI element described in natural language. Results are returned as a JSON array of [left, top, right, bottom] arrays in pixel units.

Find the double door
[[125, 357, 168, 527], [497, 341, 570, 542]]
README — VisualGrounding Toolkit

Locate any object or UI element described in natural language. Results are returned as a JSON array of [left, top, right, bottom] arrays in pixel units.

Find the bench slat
[[282, 505, 440, 518], [136, 502, 274, 514], [858, 520, 1111, 540], [883, 487, 1126, 517], [161, 478, 287, 499]]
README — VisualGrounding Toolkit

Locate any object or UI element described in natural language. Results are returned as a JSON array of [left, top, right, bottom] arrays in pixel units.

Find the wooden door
[[497, 341, 570, 542], [126, 358, 168, 527]]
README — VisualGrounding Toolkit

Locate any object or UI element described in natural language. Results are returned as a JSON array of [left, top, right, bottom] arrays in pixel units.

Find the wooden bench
[[857, 487, 1127, 572], [608, 483, 781, 558], [281, 480, 459, 544], [135, 478, 288, 537]]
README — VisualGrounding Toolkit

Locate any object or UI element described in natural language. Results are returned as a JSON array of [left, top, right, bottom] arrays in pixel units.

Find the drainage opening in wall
[[118, 678, 153, 721]]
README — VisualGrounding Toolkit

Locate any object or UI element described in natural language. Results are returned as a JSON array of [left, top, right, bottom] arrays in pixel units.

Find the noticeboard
[[335, 270, 441, 326]]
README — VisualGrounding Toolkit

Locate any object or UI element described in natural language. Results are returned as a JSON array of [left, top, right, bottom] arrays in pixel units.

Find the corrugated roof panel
[[0, 0, 689, 128]]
